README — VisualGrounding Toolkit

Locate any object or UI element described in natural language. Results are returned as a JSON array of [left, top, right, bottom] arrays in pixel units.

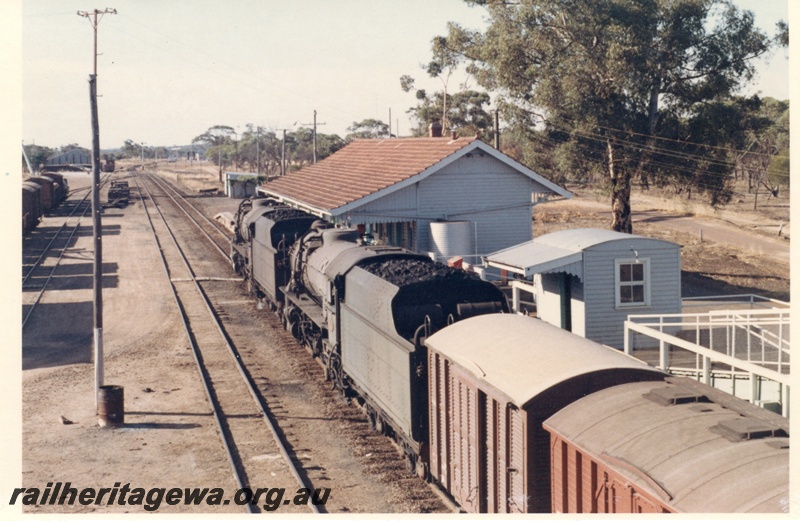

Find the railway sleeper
[[350, 382, 428, 480]]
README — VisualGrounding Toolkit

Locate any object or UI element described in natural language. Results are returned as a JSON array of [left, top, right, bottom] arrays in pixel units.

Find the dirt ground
[[14, 163, 790, 515], [533, 185, 790, 302], [18, 166, 449, 515]]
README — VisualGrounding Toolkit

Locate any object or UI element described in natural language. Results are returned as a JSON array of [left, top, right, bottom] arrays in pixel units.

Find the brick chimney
[[428, 121, 443, 138]]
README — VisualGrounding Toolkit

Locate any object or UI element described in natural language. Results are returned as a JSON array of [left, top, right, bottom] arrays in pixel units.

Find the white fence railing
[[624, 306, 790, 418]]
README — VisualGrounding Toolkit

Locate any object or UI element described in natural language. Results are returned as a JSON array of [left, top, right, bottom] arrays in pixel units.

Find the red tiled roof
[[262, 136, 477, 212]]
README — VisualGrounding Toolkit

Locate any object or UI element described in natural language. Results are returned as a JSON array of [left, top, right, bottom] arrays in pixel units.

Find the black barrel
[[97, 385, 124, 427]]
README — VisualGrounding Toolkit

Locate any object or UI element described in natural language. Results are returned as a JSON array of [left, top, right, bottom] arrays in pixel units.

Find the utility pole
[[77, 8, 117, 76], [256, 127, 261, 177], [277, 128, 289, 176], [302, 110, 326, 164], [78, 7, 115, 410]]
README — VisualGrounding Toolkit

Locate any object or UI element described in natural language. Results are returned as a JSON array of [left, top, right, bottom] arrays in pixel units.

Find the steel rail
[[134, 173, 321, 513], [145, 172, 231, 240], [142, 173, 230, 261], [22, 174, 112, 328], [23, 189, 92, 285], [133, 173, 257, 513]]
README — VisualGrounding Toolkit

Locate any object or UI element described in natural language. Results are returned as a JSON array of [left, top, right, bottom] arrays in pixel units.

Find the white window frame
[[614, 257, 651, 308]]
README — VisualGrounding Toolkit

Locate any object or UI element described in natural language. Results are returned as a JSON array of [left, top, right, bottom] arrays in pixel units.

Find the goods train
[[22, 172, 69, 235], [231, 195, 789, 514]]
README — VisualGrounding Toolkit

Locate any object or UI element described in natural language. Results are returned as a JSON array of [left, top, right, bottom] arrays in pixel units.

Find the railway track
[[141, 172, 232, 261], [22, 177, 110, 329], [132, 172, 323, 514]]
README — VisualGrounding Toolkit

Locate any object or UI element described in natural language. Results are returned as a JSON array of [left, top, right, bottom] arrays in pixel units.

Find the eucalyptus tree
[[443, 0, 778, 232], [346, 119, 390, 140], [193, 125, 237, 178]]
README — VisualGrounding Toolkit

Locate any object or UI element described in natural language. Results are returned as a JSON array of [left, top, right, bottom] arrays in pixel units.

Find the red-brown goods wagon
[[39, 172, 68, 204], [425, 314, 663, 513], [544, 378, 789, 514], [25, 176, 56, 212], [22, 181, 42, 234]]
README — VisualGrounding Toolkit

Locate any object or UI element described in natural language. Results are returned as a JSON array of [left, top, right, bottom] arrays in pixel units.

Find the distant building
[[259, 136, 571, 264], [485, 228, 682, 349], [45, 149, 91, 169], [224, 172, 264, 198]]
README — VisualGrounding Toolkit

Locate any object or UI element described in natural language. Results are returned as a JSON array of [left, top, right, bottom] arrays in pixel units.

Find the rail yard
[[21, 168, 449, 513], [20, 163, 790, 514]]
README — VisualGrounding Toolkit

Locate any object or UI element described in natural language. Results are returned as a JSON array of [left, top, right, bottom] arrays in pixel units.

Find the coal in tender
[[269, 208, 315, 221], [359, 257, 481, 287]]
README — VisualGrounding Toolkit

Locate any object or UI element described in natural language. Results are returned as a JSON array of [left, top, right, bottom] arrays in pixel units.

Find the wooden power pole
[[78, 7, 115, 409]]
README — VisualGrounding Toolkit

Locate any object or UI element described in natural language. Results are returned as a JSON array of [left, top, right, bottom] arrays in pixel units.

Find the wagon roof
[[424, 314, 660, 407], [543, 379, 790, 513]]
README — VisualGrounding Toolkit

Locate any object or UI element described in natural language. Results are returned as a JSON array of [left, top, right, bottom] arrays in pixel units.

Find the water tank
[[429, 221, 475, 263]]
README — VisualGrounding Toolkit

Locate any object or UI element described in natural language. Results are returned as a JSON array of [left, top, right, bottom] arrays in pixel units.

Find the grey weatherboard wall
[[536, 236, 681, 349], [345, 153, 555, 261]]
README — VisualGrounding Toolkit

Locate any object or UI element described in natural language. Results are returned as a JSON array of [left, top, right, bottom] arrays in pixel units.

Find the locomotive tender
[[231, 195, 789, 514], [231, 196, 508, 474]]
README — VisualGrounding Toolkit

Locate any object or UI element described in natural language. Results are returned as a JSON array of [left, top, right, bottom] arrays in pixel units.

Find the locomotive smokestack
[[428, 121, 443, 138]]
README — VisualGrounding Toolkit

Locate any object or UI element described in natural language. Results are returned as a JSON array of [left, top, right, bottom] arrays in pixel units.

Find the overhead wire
[[544, 119, 789, 175], [538, 120, 790, 179], [524, 127, 785, 197]]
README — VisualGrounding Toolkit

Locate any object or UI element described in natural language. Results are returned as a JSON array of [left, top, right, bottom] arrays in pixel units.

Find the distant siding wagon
[[39, 172, 69, 204], [22, 182, 42, 234], [24, 176, 57, 213]]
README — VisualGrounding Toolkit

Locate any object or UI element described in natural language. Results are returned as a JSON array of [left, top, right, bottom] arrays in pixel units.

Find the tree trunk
[[608, 140, 632, 234]]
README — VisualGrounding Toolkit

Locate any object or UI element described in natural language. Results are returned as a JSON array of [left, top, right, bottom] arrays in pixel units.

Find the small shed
[[224, 172, 263, 198], [259, 136, 571, 264], [485, 228, 681, 349]]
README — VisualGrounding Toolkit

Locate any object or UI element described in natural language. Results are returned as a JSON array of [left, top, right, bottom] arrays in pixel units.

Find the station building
[[258, 134, 571, 266]]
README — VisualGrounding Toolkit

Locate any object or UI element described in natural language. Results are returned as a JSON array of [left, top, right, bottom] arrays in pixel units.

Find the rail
[[134, 172, 321, 513], [22, 175, 112, 328]]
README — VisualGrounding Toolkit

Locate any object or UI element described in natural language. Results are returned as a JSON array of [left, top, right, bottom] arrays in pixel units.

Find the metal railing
[[624, 305, 790, 417]]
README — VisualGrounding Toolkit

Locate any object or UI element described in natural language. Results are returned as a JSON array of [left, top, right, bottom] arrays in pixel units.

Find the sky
[[13, 0, 792, 151]]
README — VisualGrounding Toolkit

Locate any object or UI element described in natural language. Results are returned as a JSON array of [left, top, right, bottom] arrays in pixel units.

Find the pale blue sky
[[16, 0, 791, 150]]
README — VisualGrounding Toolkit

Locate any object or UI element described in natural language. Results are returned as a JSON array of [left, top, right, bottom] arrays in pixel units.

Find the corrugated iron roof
[[485, 228, 677, 277], [261, 137, 477, 214], [425, 314, 661, 407]]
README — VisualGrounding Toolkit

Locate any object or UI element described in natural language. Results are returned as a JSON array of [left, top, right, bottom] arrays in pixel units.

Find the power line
[[77, 6, 116, 413], [551, 115, 789, 160]]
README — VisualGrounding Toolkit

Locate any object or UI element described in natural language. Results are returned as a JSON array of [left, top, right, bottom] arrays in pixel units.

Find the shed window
[[615, 258, 650, 307]]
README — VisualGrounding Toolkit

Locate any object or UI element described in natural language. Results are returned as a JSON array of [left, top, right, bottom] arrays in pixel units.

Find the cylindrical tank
[[429, 220, 475, 263]]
